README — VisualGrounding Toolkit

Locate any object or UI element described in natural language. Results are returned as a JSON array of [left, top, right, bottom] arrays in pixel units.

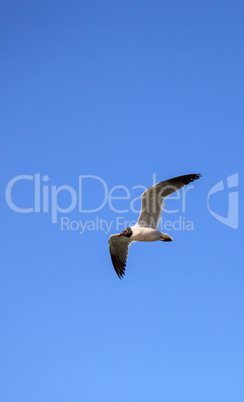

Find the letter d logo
[[207, 173, 239, 229]]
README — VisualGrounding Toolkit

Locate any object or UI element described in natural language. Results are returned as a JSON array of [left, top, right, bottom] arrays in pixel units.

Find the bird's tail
[[160, 233, 173, 241]]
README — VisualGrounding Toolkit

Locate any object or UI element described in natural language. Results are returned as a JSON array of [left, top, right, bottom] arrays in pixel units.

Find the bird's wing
[[137, 174, 201, 228], [109, 234, 133, 279]]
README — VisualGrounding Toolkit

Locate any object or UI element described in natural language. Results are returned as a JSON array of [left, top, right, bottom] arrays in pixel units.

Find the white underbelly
[[131, 227, 161, 242]]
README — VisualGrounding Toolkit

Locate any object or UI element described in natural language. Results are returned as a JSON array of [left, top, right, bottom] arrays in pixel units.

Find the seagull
[[109, 174, 201, 278]]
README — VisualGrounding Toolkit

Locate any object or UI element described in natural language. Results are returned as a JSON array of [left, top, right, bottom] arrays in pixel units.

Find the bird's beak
[[118, 233, 123, 237]]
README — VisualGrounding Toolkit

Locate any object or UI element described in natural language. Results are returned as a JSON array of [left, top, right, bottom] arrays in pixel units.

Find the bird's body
[[129, 226, 168, 242], [109, 173, 201, 278]]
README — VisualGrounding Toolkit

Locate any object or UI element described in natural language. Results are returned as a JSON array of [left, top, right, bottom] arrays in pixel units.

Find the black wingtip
[[111, 254, 126, 279], [183, 173, 202, 183], [191, 173, 202, 181]]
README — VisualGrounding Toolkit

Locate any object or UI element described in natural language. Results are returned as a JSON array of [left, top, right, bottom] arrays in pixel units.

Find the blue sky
[[1, 1, 243, 401]]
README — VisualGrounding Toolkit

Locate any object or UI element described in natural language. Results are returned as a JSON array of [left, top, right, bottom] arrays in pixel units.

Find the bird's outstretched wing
[[137, 174, 201, 229], [109, 235, 133, 279]]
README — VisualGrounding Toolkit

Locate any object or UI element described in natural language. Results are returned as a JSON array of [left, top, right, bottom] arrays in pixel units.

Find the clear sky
[[1, 1, 244, 401]]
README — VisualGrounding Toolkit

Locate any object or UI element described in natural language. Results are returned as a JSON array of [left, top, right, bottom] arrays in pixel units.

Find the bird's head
[[118, 227, 132, 238]]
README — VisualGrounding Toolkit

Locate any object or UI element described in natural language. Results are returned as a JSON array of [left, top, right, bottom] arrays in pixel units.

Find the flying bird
[[109, 174, 201, 278]]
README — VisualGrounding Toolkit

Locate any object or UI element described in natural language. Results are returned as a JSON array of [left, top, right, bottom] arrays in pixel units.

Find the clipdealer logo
[[207, 173, 239, 229], [4, 173, 239, 232]]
